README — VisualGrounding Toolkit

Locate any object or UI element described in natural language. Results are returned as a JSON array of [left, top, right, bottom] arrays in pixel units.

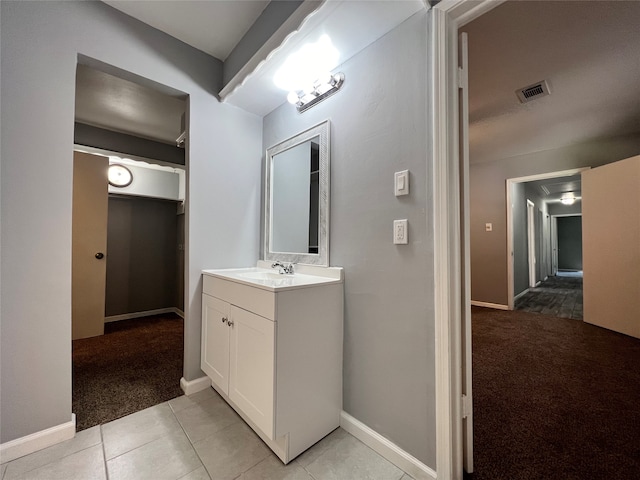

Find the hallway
[[514, 274, 583, 320]]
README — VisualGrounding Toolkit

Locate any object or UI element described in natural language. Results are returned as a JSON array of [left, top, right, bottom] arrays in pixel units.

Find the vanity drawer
[[203, 274, 276, 320]]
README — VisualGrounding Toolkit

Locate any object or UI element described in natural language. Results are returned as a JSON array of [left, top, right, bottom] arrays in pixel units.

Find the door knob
[[95, 252, 104, 259]]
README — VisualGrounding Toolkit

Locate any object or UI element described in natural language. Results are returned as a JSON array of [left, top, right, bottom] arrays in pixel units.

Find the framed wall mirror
[[264, 120, 330, 266]]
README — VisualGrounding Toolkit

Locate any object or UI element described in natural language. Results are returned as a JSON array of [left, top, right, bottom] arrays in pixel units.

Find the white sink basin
[[202, 264, 343, 291], [237, 271, 291, 281]]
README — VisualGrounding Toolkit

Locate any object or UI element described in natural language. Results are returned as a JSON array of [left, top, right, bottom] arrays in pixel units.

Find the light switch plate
[[485, 223, 493, 232], [394, 219, 408, 244], [394, 170, 409, 196]]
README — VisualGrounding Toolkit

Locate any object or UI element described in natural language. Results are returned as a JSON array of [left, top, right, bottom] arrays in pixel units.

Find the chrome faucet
[[271, 261, 294, 274]]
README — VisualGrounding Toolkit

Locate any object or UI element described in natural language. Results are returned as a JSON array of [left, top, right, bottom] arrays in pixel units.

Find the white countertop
[[202, 261, 343, 292]]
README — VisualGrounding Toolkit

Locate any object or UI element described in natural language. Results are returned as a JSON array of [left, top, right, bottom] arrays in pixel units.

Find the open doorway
[[448, 0, 640, 478], [505, 171, 586, 319], [71, 62, 188, 430]]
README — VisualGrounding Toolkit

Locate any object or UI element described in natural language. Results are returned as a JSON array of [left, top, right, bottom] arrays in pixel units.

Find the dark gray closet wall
[[105, 196, 179, 316], [557, 215, 583, 270]]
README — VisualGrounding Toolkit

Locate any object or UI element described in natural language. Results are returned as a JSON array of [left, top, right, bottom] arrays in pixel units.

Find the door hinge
[[462, 394, 472, 419], [457, 66, 467, 89]]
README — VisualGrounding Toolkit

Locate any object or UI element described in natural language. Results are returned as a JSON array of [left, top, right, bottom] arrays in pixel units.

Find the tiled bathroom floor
[[1, 388, 413, 480]]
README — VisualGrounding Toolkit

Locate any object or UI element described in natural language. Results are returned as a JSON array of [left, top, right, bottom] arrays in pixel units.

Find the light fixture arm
[[289, 72, 345, 113]]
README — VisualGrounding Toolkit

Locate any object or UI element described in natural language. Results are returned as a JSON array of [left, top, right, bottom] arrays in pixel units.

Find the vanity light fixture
[[108, 164, 133, 187], [287, 72, 345, 113]]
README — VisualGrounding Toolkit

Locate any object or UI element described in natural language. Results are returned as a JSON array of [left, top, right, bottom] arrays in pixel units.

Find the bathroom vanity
[[200, 261, 343, 463]]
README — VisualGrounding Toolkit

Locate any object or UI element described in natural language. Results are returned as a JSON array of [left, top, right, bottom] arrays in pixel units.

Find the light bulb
[[287, 91, 300, 105]]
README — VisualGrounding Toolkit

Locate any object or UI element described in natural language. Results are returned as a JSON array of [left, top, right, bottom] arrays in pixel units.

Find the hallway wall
[[557, 216, 582, 271], [263, 11, 435, 467], [1, 0, 262, 444], [470, 133, 640, 306]]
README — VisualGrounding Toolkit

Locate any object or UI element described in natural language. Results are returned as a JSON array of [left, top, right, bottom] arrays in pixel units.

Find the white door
[[229, 306, 275, 438], [72, 151, 108, 340], [459, 31, 474, 474], [201, 294, 230, 395], [527, 200, 537, 287]]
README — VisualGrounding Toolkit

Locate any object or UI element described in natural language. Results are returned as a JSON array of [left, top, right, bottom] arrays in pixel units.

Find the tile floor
[[1, 388, 413, 480]]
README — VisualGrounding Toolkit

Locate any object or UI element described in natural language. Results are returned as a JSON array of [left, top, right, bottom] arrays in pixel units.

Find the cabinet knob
[[221, 317, 228, 325], [227, 319, 234, 327]]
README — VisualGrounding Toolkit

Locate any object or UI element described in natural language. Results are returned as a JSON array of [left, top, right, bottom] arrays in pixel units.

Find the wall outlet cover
[[394, 219, 408, 244]]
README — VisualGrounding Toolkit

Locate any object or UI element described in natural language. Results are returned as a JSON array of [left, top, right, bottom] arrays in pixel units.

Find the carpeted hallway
[[515, 274, 583, 320], [72, 314, 184, 431], [467, 306, 640, 480]]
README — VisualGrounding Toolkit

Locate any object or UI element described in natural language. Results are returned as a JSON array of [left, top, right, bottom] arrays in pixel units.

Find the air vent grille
[[516, 80, 550, 103]]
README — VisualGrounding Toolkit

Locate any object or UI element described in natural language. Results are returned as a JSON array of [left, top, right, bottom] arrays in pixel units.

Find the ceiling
[[461, 1, 640, 165], [103, 0, 270, 60], [526, 174, 581, 204], [79, 0, 423, 139], [75, 64, 186, 145]]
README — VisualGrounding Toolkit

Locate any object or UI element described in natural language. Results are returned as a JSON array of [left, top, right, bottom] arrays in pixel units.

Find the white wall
[[107, 162, 181, 201], [264, 11, 435, 467], [0, 0, 262, 443]]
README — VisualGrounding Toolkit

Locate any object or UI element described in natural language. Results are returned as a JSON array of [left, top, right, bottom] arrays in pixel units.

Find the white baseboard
[[105, 307, 184, 323], [0, 414, 76, 464], [513, 289, 529, 302], [470, 300, 509, 310], [180, 376, 211, 396], [340, 411, 437, 480]]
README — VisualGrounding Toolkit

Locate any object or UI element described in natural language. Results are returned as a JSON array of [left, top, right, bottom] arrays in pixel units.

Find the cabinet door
[[229, 306, 275, 438], [201, 294, 230, 395]]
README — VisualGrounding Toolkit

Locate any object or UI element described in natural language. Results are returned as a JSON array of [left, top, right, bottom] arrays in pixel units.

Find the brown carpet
[[466, 307, 640, 480], [72, 314, 184, 431]]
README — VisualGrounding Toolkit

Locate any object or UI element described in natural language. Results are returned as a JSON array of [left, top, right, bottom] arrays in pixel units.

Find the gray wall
[[263, 11, 435, 467], [1, 0, 262, 443], [106, 196, 179, 316], [75, 122, 185, 165], [470, 133, 640, 306], [548, 199, 582, 216], [511, 183, 529, 297], [557, 216, 583, 271]]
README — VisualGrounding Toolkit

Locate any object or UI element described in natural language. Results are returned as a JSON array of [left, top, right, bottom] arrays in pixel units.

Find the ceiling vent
[[516, 80, 551, 103]]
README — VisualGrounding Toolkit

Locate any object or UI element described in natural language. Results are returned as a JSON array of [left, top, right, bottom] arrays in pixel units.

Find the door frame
[[430, 1, 507, 478], [504, 168, 588, 309], [526, 200, 536, 288]]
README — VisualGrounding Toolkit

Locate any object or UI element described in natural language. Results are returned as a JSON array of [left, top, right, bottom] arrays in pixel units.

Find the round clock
[[108, 164, 133, 187]]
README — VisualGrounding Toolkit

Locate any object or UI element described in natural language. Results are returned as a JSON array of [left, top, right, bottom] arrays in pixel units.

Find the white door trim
[[430, 1, 507, 478], [527, 200, 536, 287]]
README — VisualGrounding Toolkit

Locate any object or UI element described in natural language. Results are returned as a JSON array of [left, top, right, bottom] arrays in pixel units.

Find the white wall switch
[[394, 219, 408, 244], [394, 170, 409, 196], [485, 223, 492, 232]]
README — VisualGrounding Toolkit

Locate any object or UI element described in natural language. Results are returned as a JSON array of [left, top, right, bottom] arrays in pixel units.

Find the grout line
[[170, 401, 211, 479], [100, 425, 110, 480]]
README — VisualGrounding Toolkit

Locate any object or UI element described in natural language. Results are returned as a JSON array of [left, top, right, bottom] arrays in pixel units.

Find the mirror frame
[[264, 120, 330, 266]]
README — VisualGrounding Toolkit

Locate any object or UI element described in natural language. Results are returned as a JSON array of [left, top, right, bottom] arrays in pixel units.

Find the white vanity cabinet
[[201, 295, 275, 436], [201, 266, 343, 464]]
